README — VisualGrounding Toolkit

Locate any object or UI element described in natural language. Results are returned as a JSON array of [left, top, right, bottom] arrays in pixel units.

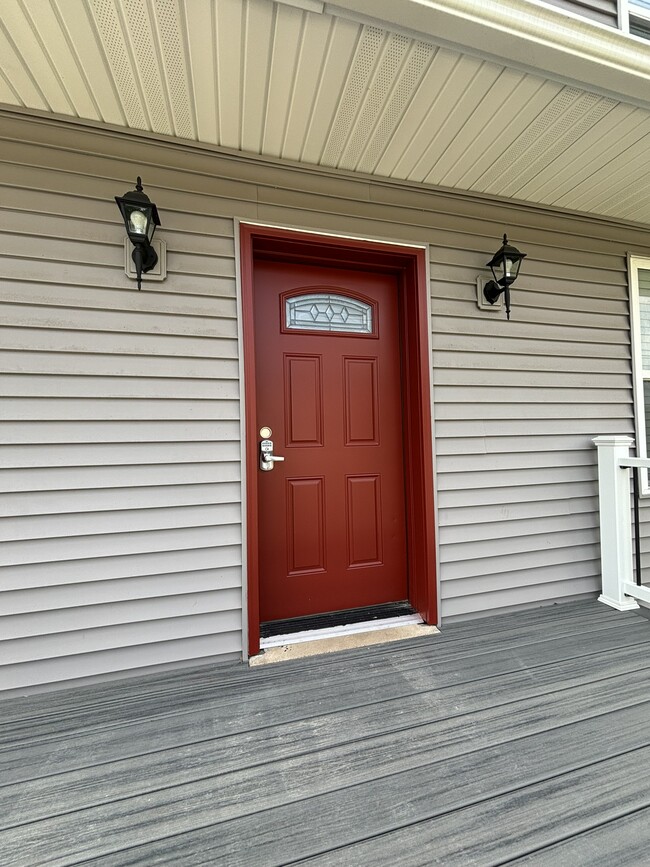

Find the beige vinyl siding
[[0, 119, 248, 695], [1, 112, 649, 695], [432, 244, 631, 616], [541, 0, 619, 26]]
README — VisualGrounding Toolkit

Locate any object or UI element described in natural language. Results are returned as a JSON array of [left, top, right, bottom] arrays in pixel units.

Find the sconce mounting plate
[[124, 238, 167, 283], [476, 276, 503, 312]]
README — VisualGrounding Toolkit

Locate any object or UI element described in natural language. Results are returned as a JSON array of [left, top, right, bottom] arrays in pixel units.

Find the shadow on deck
[[2, 600, 650, 865]]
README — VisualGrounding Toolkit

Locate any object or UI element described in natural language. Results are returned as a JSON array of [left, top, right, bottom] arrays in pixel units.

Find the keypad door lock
[[259, 439, 285, 471]]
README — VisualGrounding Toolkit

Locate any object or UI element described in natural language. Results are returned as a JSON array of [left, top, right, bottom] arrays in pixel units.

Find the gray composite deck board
[[1, 602, 649, 865], [0, 604, 639, 739], [508, 806, 650, 866], [4, 636, 650, 790]]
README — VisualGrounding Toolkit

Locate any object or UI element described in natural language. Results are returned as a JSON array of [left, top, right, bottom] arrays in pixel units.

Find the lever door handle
[[260, 452, 285, 471]]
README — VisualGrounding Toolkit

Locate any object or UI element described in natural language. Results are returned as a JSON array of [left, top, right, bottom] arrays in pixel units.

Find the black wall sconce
[[115, 177, 161, 289], [483, 234, 527, 320]]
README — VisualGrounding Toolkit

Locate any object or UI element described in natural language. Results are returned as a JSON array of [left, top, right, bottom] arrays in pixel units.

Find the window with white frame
[[629, 257, 650, 488], [627, 0, 650, 38]]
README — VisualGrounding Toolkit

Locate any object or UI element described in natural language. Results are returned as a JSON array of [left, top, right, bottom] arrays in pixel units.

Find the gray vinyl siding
[[540, 0, 619, 26], [1, 112, 649, 695]]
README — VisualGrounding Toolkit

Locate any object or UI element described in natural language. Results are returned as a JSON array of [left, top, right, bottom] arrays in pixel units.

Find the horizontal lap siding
[[432, 245, 632, 617], [0, 139, 244, 694], [2, 114, 649, 693]]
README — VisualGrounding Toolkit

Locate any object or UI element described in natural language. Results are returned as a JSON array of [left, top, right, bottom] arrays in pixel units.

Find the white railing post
[[593, 435, 639, 610]]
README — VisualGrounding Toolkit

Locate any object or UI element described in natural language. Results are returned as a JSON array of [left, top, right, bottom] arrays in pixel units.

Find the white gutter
[[324, 0, 650, 109]]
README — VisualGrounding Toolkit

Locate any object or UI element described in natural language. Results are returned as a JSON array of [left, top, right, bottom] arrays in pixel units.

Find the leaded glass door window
[[284, 291, 374, 335]]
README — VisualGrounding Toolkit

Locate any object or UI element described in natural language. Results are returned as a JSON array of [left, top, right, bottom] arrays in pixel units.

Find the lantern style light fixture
[[115, 176, 161, 289], [483, 234, 527, 320]]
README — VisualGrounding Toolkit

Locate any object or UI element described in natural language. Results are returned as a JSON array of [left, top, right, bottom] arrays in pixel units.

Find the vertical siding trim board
[[234, 221, 250, 662], [627, 252, 650, 492], [238, 223, 437, 656]]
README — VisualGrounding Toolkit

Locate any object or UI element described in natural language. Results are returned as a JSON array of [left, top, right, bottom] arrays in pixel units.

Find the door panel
[[284, 355, 323, 446], [286, 477, 326, 575], [254, 258, 408, 622], [346, 474, 383, 567], [344, 357, 379, 444]]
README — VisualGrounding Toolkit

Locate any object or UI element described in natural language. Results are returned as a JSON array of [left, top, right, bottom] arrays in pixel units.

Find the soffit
[[2, 0, 650, 226]]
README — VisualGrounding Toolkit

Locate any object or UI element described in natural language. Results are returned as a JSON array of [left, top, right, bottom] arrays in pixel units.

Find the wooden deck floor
[[2, 600, 650, 865]]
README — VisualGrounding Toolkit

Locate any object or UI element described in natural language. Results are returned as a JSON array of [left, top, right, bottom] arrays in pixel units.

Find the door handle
[[260, 452, 285, 471], [259, 439, 285, 471]]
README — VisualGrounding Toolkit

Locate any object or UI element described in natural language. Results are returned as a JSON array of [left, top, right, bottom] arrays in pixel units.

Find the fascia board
[[325, 0, 650, 109]]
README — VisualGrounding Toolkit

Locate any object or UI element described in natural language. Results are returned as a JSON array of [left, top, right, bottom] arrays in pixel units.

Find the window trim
[[629, 0, 650, 21], [628, 254, 650, 494], [621, 0, 650, 37]]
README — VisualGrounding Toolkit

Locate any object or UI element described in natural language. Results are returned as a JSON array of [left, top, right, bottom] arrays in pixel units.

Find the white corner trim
[[627, 254, 650, 494]]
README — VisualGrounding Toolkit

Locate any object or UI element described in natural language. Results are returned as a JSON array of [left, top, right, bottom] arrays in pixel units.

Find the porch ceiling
[[3, 0, 650, 226]]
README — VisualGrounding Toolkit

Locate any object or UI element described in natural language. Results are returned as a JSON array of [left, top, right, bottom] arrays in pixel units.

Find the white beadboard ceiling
[[2, 0, 650, 225]]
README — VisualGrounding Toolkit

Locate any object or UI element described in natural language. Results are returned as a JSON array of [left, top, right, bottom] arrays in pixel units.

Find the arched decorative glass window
[[285, 292, 373, 334]]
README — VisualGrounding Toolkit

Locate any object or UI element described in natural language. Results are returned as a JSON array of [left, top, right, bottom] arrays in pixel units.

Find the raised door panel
[[287, 477, 326, 575], [344, 357, 379, 446], [347, 474, 383, 567], [284, 355, 323, 446]]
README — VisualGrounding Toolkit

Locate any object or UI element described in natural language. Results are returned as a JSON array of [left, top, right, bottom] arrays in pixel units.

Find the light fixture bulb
[[129, 209, 147, 235]]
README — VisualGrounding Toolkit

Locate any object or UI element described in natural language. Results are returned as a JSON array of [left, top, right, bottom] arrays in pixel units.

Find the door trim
[[240, 223, 437, 657]]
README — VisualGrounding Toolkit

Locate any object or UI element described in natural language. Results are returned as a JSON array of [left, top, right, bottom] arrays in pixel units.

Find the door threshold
[[260, 612, 423, 648], [260, 600, 417, 640], [251, 616, 439, 666]]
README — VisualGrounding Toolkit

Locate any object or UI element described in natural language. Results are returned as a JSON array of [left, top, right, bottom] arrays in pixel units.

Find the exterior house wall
[[1, 113, 648, 696]]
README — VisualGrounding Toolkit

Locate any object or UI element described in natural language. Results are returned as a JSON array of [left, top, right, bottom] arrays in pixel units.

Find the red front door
[[254, 258, 408, 622]]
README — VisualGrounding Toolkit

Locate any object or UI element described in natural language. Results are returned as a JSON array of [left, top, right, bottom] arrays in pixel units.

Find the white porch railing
[[593, 435, 650, 611]]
